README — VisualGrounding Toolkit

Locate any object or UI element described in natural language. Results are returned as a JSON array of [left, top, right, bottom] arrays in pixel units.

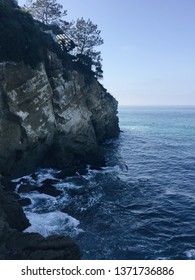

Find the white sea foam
[[35, 168, 61, 184], [24, 211, 82, 237], [54, 181, 79, 190], [12, 168, 61, 190], [185, 249, 195, 259], [12, 174, 35, 184], [120, 125, 149, 132], [12, 168, 58, 185], [21, 192, 57, 211]]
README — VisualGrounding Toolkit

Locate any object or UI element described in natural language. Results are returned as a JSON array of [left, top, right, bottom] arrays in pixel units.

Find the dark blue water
[[14, 106, 195, 259]]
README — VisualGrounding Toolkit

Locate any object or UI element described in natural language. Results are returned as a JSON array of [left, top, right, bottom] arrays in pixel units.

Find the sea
[[13, 106, 195, 260]]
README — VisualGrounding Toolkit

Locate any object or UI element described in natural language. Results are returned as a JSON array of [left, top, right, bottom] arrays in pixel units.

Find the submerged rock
[[18, 183, 62, 197]]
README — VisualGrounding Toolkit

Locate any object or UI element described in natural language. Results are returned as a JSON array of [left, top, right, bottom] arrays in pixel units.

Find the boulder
[[0, 186, 30, 231], [41, 178, 60, 186], [4, 232, 81, 260], [18, 184, 37, 193], [18, 198, 32, 206], [0, 185, 81, 260], [37, 185, 63, 197]]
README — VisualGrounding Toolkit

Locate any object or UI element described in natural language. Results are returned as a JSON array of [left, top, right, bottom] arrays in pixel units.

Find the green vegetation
[[0, 0, 44, 67], [0, 0, 72, 70], [23, 0, 104, 79], [65, 18, 104, 79], [0, 0, 104, 81], [24, 0, 67, 25]]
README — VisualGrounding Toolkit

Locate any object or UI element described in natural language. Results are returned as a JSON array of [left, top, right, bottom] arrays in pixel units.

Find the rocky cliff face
[[0, 53, 119, 259], [0, 52, 119, 178], [0, 1, 119, 260]]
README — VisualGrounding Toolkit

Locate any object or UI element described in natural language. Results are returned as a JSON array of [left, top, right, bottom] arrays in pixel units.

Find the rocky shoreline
[[0, 182, 81, 259], [0, 7, 119, 258], [0, 60, 119, 259], [0, 57, 119, 259]]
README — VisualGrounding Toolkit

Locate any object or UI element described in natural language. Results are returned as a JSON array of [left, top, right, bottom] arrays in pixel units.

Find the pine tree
[[64, 18, 104, 78], [24, 0, 66, 25]]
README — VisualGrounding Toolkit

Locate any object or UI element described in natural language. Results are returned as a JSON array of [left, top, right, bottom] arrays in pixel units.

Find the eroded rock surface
[[0, 54, 119, 177]]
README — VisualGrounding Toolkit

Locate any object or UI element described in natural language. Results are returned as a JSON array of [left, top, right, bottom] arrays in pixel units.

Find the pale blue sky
[[18, 0, 195, 105]]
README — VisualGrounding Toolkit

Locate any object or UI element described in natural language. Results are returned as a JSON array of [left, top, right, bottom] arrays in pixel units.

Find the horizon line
[[118, 104, 195, 107]]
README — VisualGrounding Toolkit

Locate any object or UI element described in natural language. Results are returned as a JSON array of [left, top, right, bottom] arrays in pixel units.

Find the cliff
[[0, 53, 119, 177], [0, 1, 119, 259], [0, 54, 119, 260]]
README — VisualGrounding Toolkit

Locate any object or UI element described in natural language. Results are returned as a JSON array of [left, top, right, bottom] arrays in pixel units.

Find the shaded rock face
[[0, 62, 56, 177], [0, 186, 30, 231], [0, 54, 119, 177], [85, 81, 119, 142], [0, 185, 81, 260]]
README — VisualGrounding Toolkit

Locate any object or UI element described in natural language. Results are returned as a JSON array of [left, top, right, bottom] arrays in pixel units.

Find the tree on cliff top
[[64, 18, 104, 78], [23, 0, 67, 25], [23, 0, 104, 78], [65, 18, 103, 56]]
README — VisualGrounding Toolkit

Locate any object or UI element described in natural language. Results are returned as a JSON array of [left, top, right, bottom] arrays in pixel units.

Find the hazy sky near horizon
[[18, 0, 195, 106]]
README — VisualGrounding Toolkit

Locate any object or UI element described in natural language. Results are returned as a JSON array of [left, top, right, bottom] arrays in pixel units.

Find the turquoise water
[[15, 106, 195, 259]]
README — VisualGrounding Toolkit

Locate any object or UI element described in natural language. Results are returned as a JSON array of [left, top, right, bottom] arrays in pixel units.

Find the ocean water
[[14, 106, 195, 259]]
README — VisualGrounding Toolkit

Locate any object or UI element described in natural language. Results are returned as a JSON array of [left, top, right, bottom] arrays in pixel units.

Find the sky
[[18, 0, 195, 106]]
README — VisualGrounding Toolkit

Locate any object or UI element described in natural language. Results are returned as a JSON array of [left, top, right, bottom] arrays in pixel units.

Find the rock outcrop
[[0, 2, 119, 260], [0, 185, 81, 260], [0, 53, 119, 178]]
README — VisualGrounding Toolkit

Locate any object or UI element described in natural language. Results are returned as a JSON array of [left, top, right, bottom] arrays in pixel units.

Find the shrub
[[0, 2, 44, 66]]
